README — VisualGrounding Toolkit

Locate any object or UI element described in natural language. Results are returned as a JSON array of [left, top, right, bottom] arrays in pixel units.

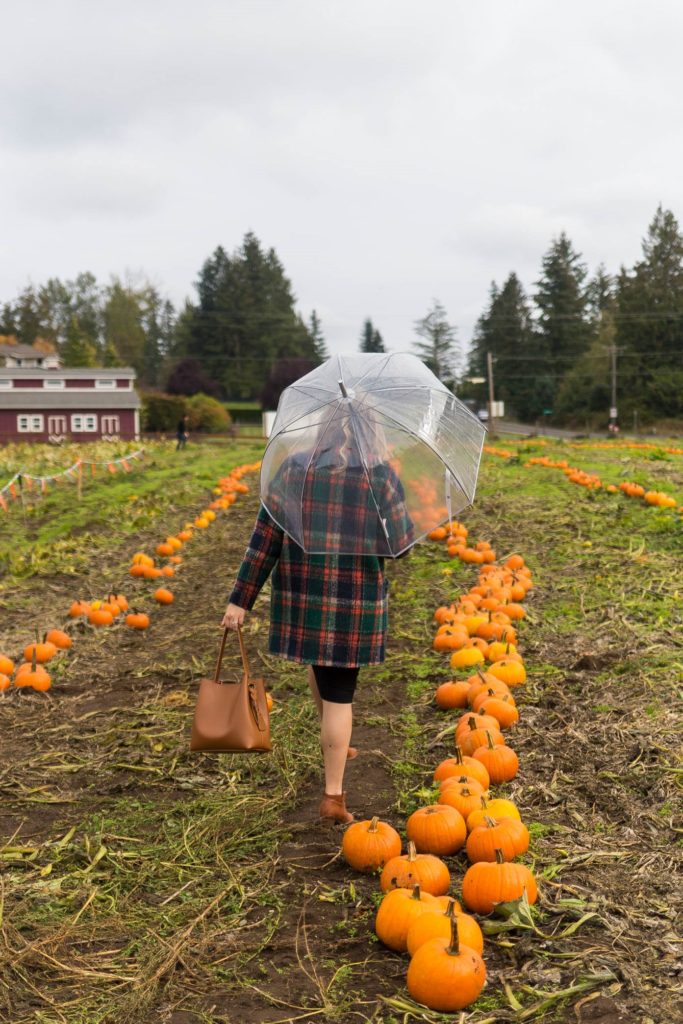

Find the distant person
[[176, 415, 189, 450]]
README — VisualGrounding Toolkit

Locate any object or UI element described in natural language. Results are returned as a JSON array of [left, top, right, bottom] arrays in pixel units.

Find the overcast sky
[[1, 0, 681, 359]]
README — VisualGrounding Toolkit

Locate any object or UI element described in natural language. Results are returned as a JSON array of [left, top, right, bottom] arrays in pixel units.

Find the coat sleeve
[[382, 466, 416, 557], [228, 504, 284, 610]]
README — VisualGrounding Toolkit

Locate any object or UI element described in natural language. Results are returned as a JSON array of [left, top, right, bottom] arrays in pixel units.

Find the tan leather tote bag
[[189, 625, 271, 753]]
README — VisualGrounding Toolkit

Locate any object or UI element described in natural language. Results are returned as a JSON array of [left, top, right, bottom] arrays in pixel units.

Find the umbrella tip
[[338, 379, 349, 398]]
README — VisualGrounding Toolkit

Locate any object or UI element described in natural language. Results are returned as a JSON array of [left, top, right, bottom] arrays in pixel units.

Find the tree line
[[466, 204, 683, 425], [0, 230, 460, 409], [2, 206, 682, 424]]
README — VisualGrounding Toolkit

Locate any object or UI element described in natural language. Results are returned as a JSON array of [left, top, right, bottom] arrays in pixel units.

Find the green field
[[0, 436, 681, 1023]]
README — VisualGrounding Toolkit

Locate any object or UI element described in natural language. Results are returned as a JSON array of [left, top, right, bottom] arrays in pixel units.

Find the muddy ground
[[0, 466, 681, 1023]]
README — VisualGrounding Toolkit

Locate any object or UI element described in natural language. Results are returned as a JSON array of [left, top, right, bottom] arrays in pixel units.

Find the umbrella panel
[[261, 401, 473, 556]]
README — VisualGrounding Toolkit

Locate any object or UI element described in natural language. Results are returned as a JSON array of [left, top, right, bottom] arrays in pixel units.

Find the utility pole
[[601, 343, 621, 434], [486, 351, 496, 438]]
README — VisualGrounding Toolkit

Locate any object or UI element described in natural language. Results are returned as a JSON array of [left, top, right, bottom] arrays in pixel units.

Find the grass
[[1, 434, 682, 1021]]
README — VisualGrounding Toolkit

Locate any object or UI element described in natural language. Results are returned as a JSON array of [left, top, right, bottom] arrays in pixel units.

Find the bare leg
[[307, 664, 323, 721], [320, 700, 353, 795]]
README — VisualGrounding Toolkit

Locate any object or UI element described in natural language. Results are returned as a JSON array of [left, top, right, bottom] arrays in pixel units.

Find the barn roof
[[0, 367, 136, 378], [0, 392, 140, 409]]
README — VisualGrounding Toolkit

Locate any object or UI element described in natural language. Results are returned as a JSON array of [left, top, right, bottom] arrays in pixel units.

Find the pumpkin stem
[[486, 730, 496, 750], [368, 816, 380, 833], [407, 841, 417, 862], [446, 915, 460, 956], [484, 815, 498, 828], [467, 717, 477, 731], [454, 745, 464, 764], [495, 848, 505, 864], [444, 898, 457, 919], [479, 796, 489, 810], [411, 883, 422, 901]]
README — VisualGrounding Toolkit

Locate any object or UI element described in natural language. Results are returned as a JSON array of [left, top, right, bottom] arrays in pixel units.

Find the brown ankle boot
[[319, 791, 354, 823]]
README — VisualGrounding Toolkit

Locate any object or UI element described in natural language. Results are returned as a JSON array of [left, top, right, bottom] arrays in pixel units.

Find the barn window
[[44, 378, 65, 388], [95, 379, 115, 389], [17, 415, 44, 432], [71, 414, 98, 432], [0, 379, 12, 389]]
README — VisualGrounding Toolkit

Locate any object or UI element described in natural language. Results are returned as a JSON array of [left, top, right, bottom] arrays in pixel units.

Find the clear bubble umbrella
[[260, 352, 486, 556]]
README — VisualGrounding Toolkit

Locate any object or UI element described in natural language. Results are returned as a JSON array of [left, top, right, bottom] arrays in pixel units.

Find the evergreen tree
[[67, 272, 102, 353], [534, 233, 591, 380], [61, 315, 99, 367], [0, 303, 16, 335], [180, 233, 317, 399], [614, 205, 683, 419], [413, 300, 460, 384], [309, 310, 328, 361], [14, 285, 42, 345], [103, 278, 146, 372], [467, 275, 551, 420], [360, 318, 385, 352]]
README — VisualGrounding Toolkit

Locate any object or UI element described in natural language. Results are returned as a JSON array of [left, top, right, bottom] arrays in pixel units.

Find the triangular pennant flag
[[108, 462, 116, 474], [9, 483, 17, 499], [24, 476, 34, 491], [121, 459, 130, 472], [0, 493, 7, 512], [90, 462, 97, 476], [42, 480, 48, 494]]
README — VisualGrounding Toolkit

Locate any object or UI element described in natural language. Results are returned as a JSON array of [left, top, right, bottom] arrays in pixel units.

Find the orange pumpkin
[[406, 915, 486, 1010], [45, 629, 72, 650], [406, 805, 467, 856], [462, 849, 538, 914], [380, 841, 450, 896], [406, 899, 484, 956], [375, 885, 437, 952], [342, 816, 401, 872]]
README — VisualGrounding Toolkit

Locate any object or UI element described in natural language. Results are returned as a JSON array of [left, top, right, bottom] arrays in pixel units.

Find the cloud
[[1, 0, 682, 355]]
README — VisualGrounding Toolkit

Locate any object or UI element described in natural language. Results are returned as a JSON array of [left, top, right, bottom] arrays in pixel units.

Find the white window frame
[[0, 379, 12, 388], [95, 378, 116, 389], [71, 413, 98, 432], [17, 414, 44, 432], [44, 378, 65, 388]]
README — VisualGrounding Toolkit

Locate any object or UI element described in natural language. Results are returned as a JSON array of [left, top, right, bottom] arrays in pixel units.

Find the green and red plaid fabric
[[228, 459, 414, 666]]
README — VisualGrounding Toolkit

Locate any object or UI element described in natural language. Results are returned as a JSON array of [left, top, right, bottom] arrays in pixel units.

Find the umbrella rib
[[360, 385, 486, 428], [347, 407, 393, 552], [350, 351, 394, 392]]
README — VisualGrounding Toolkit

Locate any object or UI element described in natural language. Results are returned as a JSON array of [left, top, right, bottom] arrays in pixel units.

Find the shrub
[[141, 391, 187, 431], [185, 393, 232, 432]]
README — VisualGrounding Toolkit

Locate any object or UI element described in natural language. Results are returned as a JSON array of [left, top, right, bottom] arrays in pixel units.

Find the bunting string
[[0, 448, 146, 511]]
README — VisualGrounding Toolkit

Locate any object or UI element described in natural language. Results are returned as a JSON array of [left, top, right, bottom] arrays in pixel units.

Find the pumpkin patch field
[[0, 436, 681, 1023]]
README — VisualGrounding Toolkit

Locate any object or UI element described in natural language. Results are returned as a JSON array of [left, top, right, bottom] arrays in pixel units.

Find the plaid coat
[[228, 459, 414, 667]]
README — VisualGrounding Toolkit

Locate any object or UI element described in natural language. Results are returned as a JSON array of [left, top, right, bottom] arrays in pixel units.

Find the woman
[[222, 408, 413, 824]]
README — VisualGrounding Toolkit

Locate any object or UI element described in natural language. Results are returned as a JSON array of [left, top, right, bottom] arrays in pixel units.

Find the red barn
[[0, 367, 141, 443]]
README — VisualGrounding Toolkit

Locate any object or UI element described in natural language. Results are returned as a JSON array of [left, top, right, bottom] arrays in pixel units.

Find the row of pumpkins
[[339, 523, 537, 1012], [487, 447, 681, 513], [0, 462, 259, 693]]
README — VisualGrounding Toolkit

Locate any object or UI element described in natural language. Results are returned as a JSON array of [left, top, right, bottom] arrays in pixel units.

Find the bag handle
[[212, 624, 250, 682]]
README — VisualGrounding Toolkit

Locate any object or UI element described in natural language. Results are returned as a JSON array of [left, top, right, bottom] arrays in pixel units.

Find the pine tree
[[467, 275, 549, 420], [308, 310, 328, 361], [615, 205, 683, 419], [534, 233, 590, 363], [360, 318, 385, 353], [413, 300, 459, 384], [180, 233, 317, 399]]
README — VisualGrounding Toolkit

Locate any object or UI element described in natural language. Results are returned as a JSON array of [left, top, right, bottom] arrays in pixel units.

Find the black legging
[[312, 665, 359, 704]]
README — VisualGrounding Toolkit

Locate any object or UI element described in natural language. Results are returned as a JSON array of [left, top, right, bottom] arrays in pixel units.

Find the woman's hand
[[221, 602, 246, 630]]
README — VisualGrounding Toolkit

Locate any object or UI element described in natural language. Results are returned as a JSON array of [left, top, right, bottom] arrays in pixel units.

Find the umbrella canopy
[[260, 352, 486, 556]]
